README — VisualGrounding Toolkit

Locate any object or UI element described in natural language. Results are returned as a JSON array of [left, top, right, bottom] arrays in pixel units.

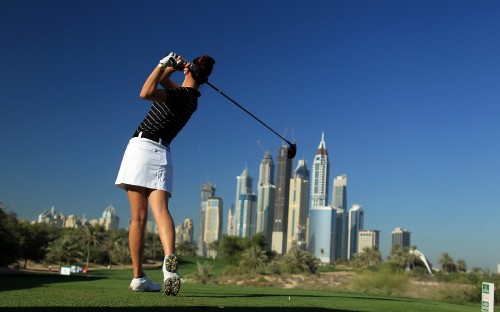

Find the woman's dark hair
[[189, 55, 215, 84]]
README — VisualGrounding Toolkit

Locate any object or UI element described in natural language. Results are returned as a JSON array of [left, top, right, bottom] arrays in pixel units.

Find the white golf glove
[[158, 52, 178, 69]]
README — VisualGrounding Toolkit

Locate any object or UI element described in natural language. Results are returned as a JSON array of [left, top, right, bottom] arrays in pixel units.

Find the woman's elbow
[[139, 91, 151, 100]]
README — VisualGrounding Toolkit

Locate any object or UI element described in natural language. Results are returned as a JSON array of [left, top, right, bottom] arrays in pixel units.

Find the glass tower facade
[[257, 151, 275, 244], [308, 205, 336, 263]]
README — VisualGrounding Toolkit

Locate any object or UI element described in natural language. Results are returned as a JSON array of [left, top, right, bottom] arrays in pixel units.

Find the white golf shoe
[[163, 254, 182, 296], [128, 275, 161, 292]]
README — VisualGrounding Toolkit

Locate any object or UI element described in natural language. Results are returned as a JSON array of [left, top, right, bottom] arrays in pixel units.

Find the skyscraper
[[205, 197, 223, 258], [227, 204, 235, 236], [99, 204, 119, 231], [308, 205, 336, 263], [286, 158, 310, 252], [175, 218, 193, 245], [391, 227, 411, 249], [333, 174, 348, 261], [271, 144, 293, 254], [256, 151, 275, 243], [234, 167, 255, 238], [236, 193, 257, 237], [197, 183, 215, 257], [311, 132, 329, 208], [348, 204, 364, 260], [235, 166, 252, 210]]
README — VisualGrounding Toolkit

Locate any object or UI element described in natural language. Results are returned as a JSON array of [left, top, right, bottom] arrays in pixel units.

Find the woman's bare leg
[[127, 185, 149, 278], [148, 189, 175, 256]]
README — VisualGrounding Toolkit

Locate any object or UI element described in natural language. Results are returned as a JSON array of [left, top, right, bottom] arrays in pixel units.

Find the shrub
[[349, 264, 409, 296], [436, 284, 480, 304]]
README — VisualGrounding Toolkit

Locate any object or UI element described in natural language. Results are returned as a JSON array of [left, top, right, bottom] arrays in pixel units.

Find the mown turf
[[0, 267, 479, 312]]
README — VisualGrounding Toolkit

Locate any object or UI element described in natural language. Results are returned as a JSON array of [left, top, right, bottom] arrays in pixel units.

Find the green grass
[[0, 259, 481, 312]]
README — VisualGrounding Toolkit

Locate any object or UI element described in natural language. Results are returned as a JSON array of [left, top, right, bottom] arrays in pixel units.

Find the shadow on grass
[[0, 308, 356, 312], [0, 273, 105, 291]]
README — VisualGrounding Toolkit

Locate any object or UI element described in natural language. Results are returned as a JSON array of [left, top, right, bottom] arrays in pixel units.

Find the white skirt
[[115, 137, 173, 194]]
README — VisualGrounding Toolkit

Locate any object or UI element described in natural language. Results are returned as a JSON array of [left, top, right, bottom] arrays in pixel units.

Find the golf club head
[[287, 143, 297, 159]]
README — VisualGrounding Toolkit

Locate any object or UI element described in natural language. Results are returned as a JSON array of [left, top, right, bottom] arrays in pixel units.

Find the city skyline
[[2, 1, 499, 273]]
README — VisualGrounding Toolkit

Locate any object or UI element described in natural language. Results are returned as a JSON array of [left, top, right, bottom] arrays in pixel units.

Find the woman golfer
[[115, 52, 215, 296]]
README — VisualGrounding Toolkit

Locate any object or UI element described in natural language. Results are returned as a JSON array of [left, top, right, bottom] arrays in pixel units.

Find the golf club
[[205, 81, 297, 159]]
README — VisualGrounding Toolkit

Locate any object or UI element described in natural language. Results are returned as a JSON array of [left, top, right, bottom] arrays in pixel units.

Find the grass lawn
[[0, 258, 481, 312]]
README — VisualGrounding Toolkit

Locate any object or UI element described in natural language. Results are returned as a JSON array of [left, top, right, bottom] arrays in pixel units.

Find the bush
[[436, 284, 480, 304], [349, 264, 409, 296]]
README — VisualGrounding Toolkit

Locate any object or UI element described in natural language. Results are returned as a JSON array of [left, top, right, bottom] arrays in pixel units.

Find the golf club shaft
[[206, 81, 292, 146]]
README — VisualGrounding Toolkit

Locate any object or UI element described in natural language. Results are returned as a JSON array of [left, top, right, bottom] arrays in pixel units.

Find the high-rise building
[[332, 174, 347, 208], [65, 215, 82, 228], [236, 193, 257, 238], [358, 229, 380, 253], [348, 204, 364, 260], [38, 206, 64, 227], [308, 206, 336, 263], [235, 166, 252, 207], [197, 183, 215, 257], [175, 218, 193, 245], [227, 205, 235, 236], [271, 144, 293, 254], [234, 167, 255, 238], [205, 197, 223, 258], [256, 151, 275, 244], [286, 158, 310, 252], [311, 132, 330, 208], [391, 227, 411, 249], [333, 174, 348, 261], [99, 205, 119, 231]]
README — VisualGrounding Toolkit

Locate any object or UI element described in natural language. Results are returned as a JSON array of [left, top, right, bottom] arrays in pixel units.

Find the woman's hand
[[159, 52, 186, 71]]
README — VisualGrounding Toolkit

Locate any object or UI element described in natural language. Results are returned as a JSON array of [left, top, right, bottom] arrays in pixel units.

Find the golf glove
[[158, 52, 178, 69]]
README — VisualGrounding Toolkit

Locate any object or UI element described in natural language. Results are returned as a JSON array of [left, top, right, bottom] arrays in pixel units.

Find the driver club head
[[287, 143, 297, 159]]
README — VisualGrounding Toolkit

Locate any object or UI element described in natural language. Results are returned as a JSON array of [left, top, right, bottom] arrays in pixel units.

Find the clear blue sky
[[1, 0, 499, 272]]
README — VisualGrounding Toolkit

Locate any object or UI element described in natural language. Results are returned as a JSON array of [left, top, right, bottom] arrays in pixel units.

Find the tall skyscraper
[[234, 167, 255, 238], [311, 132, 330, 208], [358, 230, 380, 253], [308, 206, 336, 263], [271, 144, 293, 255], [286, 158, 310, 252], [348, 204, 364, 260], [256, 151, 275, 244], [391, 227, 411, 249], [235, 166, 252, 210], [236, 193, 257, 237], [333, 174, 348, 261], [227, 204, 235, 236], [205, 197, 223, 258], [197, 183, 215, 257]]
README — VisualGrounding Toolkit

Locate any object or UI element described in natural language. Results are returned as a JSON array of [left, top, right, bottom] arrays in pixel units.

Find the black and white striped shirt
[[136, 87, 200, 145]]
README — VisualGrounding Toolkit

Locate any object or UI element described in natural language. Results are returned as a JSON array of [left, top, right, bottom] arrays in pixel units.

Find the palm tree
[[387, 244, 406, 267], [79, 226, 103, 269], [456, 259, 467, 272], [438, 252, 456, 273], [406, 246, 420, 270], [365, 246, 382, 267], [239, 245, 268, 272], [285, 247, 318, 274], [113, 236, 130, 268], [353, 246, 382, 268], [46, 236, 81, 266], [101, 232, 120, 267]]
